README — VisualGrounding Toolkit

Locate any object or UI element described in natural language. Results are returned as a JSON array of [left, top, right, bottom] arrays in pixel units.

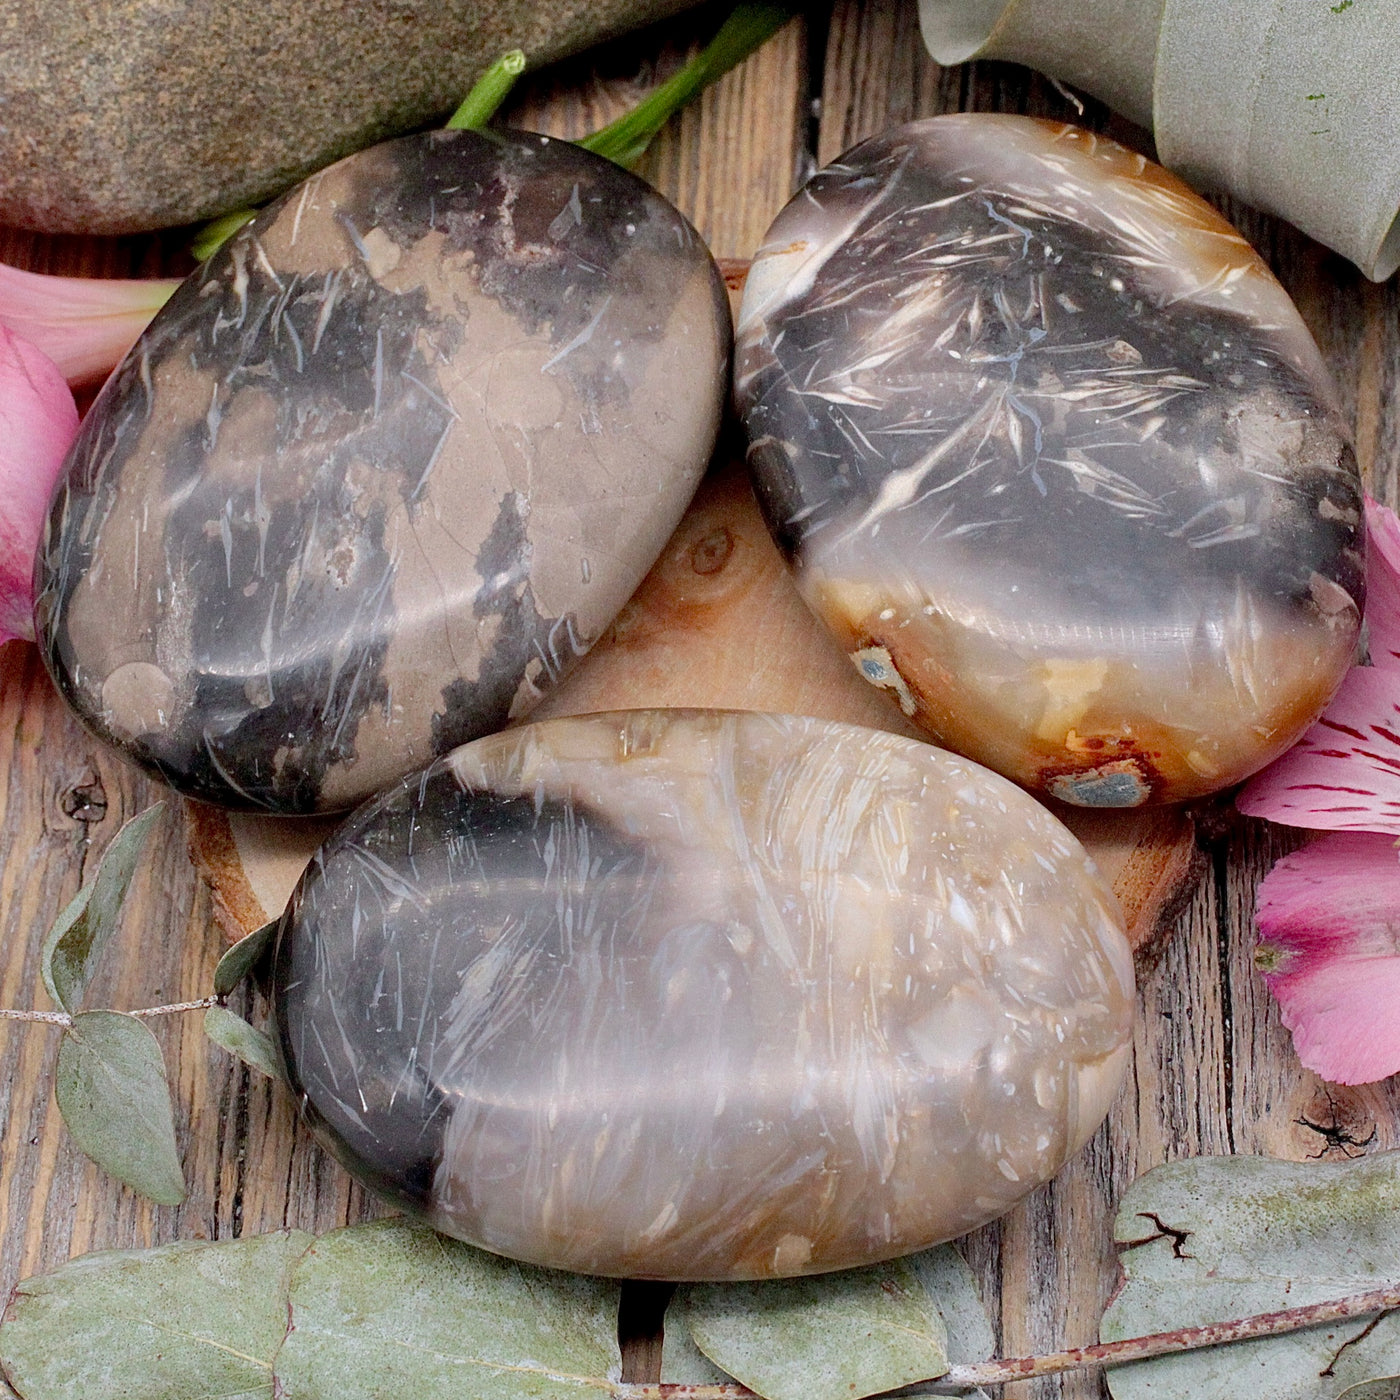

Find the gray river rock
[[271, 710, 1135, 1280], [0, 0, 694, 234], [36, 129, 729, 813]]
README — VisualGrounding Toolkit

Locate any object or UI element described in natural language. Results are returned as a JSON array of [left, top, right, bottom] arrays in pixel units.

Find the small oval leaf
[[213, 919, 277, 997], [0, 1230, 312, 1400], [55, 1009, 186, 1205], [1102, 1153, 1400, 1399], [205, 1006, 283, 1082], [273, 1218, 622, 1400], [41, 804, 163, 1014], [679, 1257, 951, 1400]]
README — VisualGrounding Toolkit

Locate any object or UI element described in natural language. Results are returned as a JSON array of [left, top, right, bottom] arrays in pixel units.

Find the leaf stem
[[0, 996, 220, 1028], [927, 1286, 1400, 1390], [191, 209, 258, 263], [580, 4, 794, 168], [445, 49, 527, 130], [614, 1284, 1400, 1396], [128, 997, 222, 1019]]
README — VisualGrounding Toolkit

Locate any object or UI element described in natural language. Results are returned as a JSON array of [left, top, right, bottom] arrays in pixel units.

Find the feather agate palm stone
[[736, 116, 1364, 807], [35, 129, 728, 814], [272, 710, 1135, 1280]]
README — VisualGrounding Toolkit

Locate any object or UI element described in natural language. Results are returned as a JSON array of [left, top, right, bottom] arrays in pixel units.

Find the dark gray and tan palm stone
[[0, 0, 696, 234], [736, 115, 1365, 807], [272, 710, 1135, 1280], [36, 129, 729, 814]]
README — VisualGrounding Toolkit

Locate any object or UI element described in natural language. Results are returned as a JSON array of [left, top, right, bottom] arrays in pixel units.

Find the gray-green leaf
[[678, 1256, 950, 1400], [273, 1217, 623, 1399], [1337, 1381, 1400, 1400], [42, 805, 163, 1015], [1102, 1152, 1400, 1399], [910, 1246, 995, 1396], [661, 1316, 734, 1385], [205, 1006, 283, 1082], [0, 1230, 312, 1400], [54, 1010, 186, 1205], [213, 919, 277, 996]]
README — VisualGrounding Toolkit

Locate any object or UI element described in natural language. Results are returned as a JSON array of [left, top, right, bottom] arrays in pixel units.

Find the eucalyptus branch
[[0, 1008, 74, 1025], [609, 1284, 1400, 1396], [127, 996, 222, 1019], [929, 1287, 1400, 1391], [0, 995, 220, 1028]]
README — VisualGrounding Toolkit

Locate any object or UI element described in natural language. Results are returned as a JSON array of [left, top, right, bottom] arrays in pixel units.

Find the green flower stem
[[580, 3, 795, 168], [189, 6, 789, 261], [191, 208, 258, 263], [191, 48, 525, 261], [445, 48, 527, 130]]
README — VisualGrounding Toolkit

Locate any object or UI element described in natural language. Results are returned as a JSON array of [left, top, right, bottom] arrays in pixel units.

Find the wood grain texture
[[1, 6, 1398, 1400]]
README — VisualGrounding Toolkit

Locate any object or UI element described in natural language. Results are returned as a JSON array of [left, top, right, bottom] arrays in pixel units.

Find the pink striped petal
[[1365, 496, 1400, 670], [1256, 831, 1400, 1084], [0, 329, 79, 644], [0, 262, 178, 386], [1236, 667, 1400, 832]]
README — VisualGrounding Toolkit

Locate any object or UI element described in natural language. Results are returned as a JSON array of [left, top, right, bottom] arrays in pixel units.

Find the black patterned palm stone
[[36, 129, 730, 813], [735, 115, 1363, 806]]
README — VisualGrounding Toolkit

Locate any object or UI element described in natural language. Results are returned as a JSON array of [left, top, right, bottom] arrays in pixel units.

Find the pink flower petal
[[0, 328, 80, 644], [1236, 666, 1400, 832], [1256, 830, 1400, 1083], [0, 262, 178, 386], [1365, 495, 1400, 670]]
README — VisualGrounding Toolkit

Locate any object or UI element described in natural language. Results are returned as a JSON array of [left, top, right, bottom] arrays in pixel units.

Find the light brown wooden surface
[[3, 6, 1400, 1399]]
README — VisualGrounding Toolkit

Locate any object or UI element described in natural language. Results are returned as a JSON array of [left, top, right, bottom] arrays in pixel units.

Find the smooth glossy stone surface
[[36, 130, 729, 814], [272, 709, 1134, 1280], [736, 115, 1364, 806]]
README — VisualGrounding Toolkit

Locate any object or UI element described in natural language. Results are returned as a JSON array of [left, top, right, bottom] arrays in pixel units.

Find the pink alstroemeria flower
[[1237, 496, 1400, 1084], [0, 327, 80, 644], [0, 261, 178, 386]]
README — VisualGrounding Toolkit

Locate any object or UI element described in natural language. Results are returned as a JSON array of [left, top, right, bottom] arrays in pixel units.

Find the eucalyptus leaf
[[54, 1010, 186, 1205], [1338, 1381, 1400, 1400], [273, 1217, 623, 1399], [663, 1244, 991, 1396], [0, 1231, 311, 1400], [910, 1246, 995, 1397], [41, 805, 163, 1015], [678, 1256, 950, 1400], [661, 1316, 734, 1385], [1101, 1152, 1400, 1398], [213, 920, 277, 996], [204, 1006, 283, 1082]]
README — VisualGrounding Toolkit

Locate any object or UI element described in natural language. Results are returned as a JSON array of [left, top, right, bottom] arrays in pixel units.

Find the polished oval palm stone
[[35, 129, 729, 813], [271, 709, 1134, 1280], [736, 115, 1364, 806]]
